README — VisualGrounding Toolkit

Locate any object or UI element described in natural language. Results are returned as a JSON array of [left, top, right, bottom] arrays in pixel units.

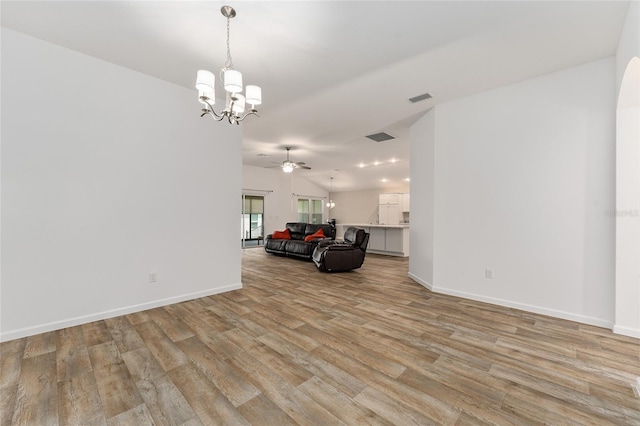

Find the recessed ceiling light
[[381, 178, 388, 182], [390, 158, 397, 163], [374, 161, 380, 166], [404, 177, 410, 182], [359, 163, 365, 168]]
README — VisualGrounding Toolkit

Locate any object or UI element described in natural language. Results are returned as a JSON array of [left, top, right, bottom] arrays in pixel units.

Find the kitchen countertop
[[338, 223, 410, 229]]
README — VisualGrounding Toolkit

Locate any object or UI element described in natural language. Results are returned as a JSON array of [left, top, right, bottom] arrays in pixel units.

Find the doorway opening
[[241, 195, 264, 248]]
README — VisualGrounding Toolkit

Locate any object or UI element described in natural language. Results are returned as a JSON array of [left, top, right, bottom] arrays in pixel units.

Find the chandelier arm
[[235, 110, 260, 122], [199, 98, 226, 121], [202, 110, 226, 121]]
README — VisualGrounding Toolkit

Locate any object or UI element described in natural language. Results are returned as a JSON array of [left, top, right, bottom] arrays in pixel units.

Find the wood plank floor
[[2, 249, 639, 425]]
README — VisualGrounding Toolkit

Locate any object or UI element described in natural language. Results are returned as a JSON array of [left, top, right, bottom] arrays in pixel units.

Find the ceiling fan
[[267, 147, 311, 173]]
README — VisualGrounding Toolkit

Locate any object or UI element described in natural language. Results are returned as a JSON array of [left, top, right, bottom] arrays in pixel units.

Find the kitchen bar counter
[[336, 224, 409, 257], [340, 223, 409, 229]]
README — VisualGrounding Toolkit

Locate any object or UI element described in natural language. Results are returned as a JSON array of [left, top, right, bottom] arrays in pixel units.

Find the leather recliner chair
[[312, 227, 369, 272]]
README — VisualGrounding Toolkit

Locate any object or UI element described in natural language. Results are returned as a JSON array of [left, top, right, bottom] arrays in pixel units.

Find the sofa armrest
[[323, 243, 358, 251], [317, 238, 340, 248]]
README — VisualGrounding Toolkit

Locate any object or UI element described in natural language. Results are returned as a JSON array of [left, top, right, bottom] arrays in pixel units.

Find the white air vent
[[365, 132, 396, 142], [409, 92, 433, 103]]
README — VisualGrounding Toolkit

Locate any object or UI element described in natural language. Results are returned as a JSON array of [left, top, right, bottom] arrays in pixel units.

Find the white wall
[[614, 1, 640, 338], [1, 29, 242, 341], [408, 110, 435, 287], [242, 166, 328, 235], [409, 58, 616, 327]]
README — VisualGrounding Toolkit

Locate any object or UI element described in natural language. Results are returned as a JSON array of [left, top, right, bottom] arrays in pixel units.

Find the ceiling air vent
[[408, 92, 432, 103], [365, 132, 396, 142]]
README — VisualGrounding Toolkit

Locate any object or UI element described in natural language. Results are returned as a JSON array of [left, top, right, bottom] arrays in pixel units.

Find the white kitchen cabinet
[[379, 193, 400, 205], [384, 228, 404, 253], [368, 227, 386, 251], [402, 193, 410, 212], [339, 224, 409, 257], [379, 204, 400, 225]]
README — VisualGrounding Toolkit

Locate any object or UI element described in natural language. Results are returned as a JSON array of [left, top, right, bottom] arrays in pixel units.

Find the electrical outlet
[[485, 268, 494, 279], [149, 272, 158, 283]]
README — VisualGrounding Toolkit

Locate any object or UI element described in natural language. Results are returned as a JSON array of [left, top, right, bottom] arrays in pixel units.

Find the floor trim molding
[[0, 283, 242, 342], [613, 324, 640, 338], [407, 273, 613, 330]]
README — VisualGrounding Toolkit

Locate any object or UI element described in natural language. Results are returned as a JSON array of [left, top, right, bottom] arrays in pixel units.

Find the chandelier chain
[[225, 16, 233, 70]]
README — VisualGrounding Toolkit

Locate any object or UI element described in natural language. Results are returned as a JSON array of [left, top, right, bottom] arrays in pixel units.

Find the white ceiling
[[1, 1, 630, 192]]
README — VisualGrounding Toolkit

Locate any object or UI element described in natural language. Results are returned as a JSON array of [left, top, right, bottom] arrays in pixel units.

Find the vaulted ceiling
[[2, 1, 630, 191]]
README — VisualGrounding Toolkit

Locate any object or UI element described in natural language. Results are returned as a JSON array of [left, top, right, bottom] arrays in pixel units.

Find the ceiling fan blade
[[297, 165, 312, 170], [294, 162, 306, 166]]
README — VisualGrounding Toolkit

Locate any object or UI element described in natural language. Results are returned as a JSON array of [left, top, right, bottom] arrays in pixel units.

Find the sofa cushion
[[272, 229, 291, 240], [286, 222, 307, 240], [265, 238, 288, 253], [304, 229, 325, 242], [285, 240, 315, 257], [305, 223, 335, 239]]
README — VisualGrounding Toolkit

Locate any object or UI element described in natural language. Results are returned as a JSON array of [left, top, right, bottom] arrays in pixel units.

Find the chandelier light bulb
[[198, 88, 215, 105], [232, 94, 246, 114]]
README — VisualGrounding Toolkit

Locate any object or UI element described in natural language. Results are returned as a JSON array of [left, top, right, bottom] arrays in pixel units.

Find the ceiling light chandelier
[[326, 177, 335, 209], [195, 5, 261, 125]]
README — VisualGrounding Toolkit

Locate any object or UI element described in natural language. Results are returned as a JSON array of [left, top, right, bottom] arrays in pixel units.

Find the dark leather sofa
[[264, 222, 336, 260], [312, 227, 369, 272]]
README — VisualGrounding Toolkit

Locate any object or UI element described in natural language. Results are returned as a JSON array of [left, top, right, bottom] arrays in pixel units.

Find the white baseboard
[[0, 283, 242, 342], [407, 272, 433, 291], [407, 274, 614, 329], [613, 324, 640, 338]]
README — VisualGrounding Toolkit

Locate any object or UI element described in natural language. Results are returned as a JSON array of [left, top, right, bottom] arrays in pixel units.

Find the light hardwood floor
[[1, 249, 639, 425]]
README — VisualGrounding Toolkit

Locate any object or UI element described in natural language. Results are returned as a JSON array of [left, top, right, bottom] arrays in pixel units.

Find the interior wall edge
[[407, 272, 434, 291]]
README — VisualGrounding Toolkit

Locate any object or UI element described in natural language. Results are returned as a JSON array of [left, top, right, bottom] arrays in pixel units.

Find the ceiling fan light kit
[[268, 147, 311, 173], [195, 5, 261, 125], [282, 161, 295, 174]]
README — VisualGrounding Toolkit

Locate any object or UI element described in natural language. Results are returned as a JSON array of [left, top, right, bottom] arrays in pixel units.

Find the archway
[[615, 56, 640, 338]]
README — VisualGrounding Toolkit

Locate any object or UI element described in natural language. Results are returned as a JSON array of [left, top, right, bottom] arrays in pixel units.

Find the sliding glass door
[[241, 195, 264, 248]]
